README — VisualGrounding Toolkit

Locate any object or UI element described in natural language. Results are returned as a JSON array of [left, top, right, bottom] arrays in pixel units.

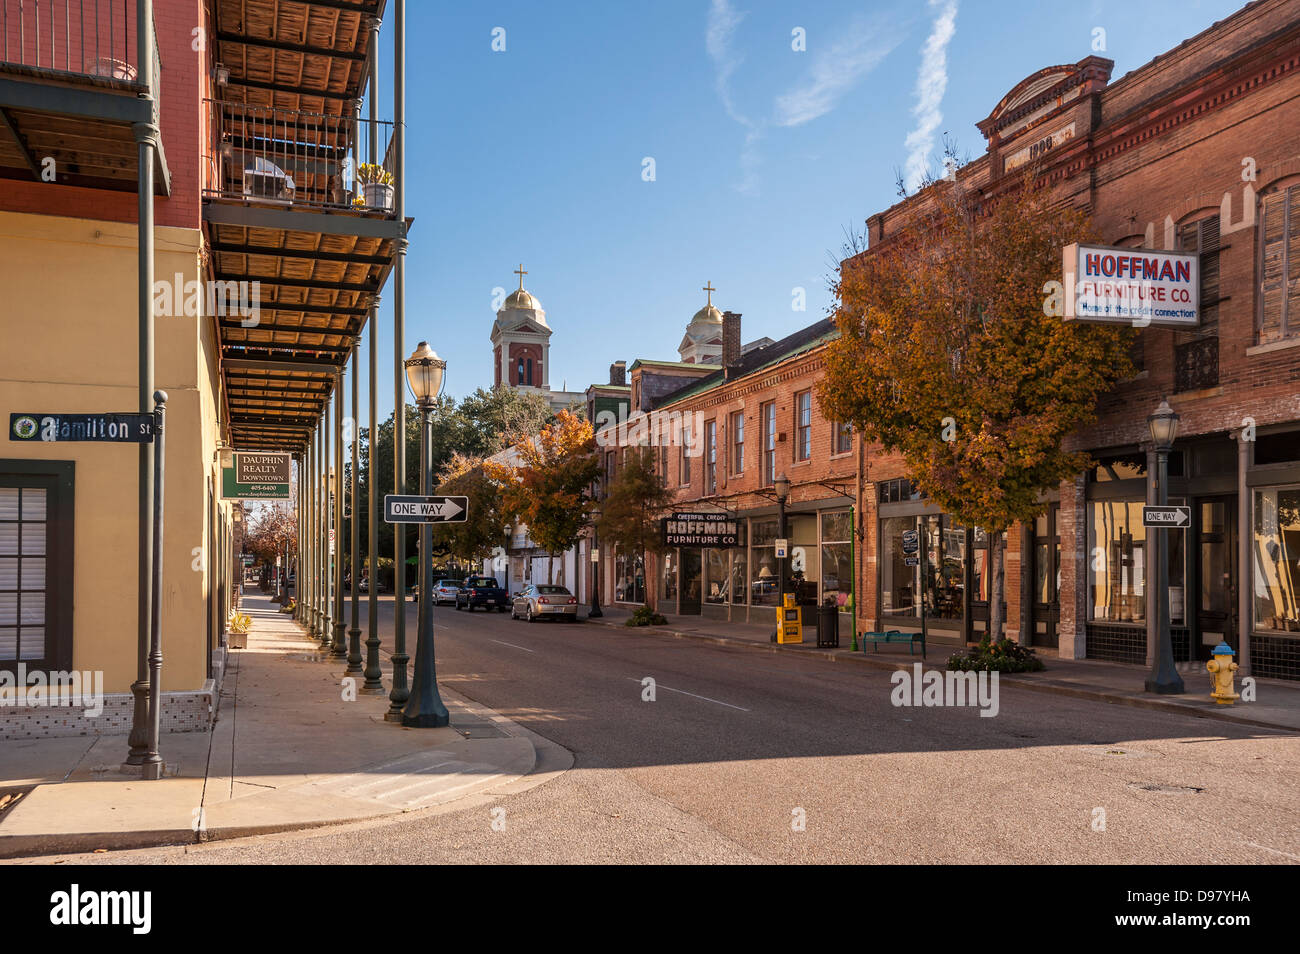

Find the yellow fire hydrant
[[1205, 641, 1239, 706]]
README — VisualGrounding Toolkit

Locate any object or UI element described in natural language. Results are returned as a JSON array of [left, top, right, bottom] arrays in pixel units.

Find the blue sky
[[355, 0, 1244, 423]]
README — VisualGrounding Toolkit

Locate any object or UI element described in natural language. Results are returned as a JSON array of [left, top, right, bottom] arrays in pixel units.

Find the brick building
[[857, 0, 1300, 677]]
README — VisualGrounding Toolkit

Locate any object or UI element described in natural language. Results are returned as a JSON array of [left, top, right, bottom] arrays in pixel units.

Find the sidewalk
[[0, 592, 553, 859], [585, 606, 1300, 733]]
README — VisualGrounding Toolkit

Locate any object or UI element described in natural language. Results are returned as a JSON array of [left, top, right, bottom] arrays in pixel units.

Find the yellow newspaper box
[[776, 594, 802, 644]]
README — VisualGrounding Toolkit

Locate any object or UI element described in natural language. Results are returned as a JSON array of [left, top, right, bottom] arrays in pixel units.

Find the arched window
[[1258, 182, 1300, 344]]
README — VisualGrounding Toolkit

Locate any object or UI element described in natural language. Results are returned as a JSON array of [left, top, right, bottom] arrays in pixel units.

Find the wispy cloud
[[773, 18, 902, 128], [706, 3, 900, 193], [707, 0, 752, 129], [903, 0, 959, 191]]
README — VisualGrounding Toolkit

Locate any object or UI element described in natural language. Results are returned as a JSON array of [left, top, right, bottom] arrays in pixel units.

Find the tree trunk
[[548, 551, 554, 585], [989, 530, 1005, 642]]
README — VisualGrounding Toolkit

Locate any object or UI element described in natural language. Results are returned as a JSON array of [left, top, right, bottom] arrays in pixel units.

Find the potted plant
[[227, 610, 253, 649], [356, 163, 394, 210]]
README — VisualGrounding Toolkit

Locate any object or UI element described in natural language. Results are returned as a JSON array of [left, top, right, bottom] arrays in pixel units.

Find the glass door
[[679, 548, 702, 615], [1195, 498, 1236, 660], [1030, 504, 1061, 648]]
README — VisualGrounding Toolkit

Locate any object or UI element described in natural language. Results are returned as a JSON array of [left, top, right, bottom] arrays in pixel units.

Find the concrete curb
[[0, 686, 550, 860], [586, 616, 1297, 734]]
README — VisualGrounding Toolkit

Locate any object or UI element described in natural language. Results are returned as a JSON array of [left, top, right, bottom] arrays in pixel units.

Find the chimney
[[722, 311, 742, 379], [609, 361, 627, 386]]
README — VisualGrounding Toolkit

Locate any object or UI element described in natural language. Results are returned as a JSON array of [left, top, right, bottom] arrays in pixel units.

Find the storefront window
[[751, 517, 779, 606], [661, 550, 678, 601], [880, 515, 918, 617], [613, 548, 645, 604], [932, 517, 965, 620], [1089, 500, 1186, 624], [973, 528, 989, 602], [820, 510, 852, 609], [704, 548, 728, 604], [1090, 501, 1145, 622], [731, 522, 748, 605], [1254, 488, 1300, 632]]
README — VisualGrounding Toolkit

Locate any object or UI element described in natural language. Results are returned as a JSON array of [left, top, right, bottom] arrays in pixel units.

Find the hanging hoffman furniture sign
[[9, 412, 155, 443], [1062, 243, 1200, 328], [223, 452, 291, 500], [662, 512, 740, 548]]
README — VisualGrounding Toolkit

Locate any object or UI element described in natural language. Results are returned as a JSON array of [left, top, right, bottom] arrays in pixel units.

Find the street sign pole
[[1145, 448, 1185, 694]]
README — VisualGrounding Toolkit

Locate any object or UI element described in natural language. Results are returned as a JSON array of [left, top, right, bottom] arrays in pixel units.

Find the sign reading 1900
[[10, 412, 155, 443]]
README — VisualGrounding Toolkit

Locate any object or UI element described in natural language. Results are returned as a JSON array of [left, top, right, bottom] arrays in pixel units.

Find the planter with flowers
[[356, 163, 394, 211]]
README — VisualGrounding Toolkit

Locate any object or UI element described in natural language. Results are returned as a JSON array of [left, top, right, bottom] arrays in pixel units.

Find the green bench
[[861, 629, 927, 659]]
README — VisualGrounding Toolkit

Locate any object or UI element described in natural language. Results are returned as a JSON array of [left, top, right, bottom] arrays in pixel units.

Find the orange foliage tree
[[484, 410, 601, 585], [818, 173, 1135, 640]]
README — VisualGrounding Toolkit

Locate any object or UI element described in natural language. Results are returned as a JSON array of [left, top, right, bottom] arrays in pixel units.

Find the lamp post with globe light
[[401, 341, 450, 727], [1145, 398, 1185, 694]]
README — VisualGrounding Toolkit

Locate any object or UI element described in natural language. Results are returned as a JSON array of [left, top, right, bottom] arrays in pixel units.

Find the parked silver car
[[511, 584, 579, 622]]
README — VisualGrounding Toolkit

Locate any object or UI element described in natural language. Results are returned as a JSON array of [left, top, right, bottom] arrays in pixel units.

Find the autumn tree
[[818, 170, 1134, 641], [485, 410, 601, 585], [430, 452, 512, 568], [245, 499, 298, 602], [596, 446, 675, 611]]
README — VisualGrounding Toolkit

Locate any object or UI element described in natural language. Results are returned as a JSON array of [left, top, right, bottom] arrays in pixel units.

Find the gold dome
[[505, 287, 541, 311], [691, 303, 723, 325]]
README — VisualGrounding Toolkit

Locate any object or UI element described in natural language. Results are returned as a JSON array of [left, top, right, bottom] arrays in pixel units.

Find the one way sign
[[384, 495, 469, 524], [1142, 505, 1191, 527]]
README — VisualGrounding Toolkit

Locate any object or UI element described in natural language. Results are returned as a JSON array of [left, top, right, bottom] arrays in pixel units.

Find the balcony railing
[[204, 100, 396, 214], [1, 0, 159, 96]]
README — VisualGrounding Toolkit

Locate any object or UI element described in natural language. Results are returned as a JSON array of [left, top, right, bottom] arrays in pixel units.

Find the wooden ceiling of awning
[[212, 219, 397, 451], [214, 0, 385, 115]]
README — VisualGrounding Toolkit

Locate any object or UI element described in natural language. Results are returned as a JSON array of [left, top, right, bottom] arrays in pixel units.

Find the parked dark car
[[455, 576, 509, 612]]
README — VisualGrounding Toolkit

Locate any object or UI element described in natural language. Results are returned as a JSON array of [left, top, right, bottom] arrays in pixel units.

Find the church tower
[[678, 281, 724, 364], [491, 264, 552, 392]]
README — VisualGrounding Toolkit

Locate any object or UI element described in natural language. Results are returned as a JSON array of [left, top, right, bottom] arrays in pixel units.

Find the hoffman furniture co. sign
[[662, 512, 740, 548], [1062, 243, 1200, 328]]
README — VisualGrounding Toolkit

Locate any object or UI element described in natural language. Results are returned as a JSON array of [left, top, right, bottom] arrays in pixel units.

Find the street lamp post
[[1145, 398, 1185, 694], [401, 342, 450, 727], [770, 473, 790, 642], [589, 508, 603, 619]]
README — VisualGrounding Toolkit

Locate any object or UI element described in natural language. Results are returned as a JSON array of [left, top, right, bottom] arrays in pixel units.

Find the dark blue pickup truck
[[455, 576, 509, 612]]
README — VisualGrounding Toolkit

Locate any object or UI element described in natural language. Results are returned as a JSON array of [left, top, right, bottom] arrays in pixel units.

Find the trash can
[[816, 599, 839, 648]]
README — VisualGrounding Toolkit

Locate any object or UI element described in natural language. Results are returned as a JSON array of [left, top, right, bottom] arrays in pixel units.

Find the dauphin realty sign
[[1062, 243, 1200, 328], [235, 452, 290, 484]]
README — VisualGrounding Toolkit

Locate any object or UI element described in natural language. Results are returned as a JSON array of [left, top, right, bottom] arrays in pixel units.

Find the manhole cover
[[1128, 782, 1203, 794]]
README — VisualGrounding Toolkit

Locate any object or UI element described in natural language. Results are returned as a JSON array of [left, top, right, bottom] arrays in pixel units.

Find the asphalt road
[[38, 596, 1300, 864]]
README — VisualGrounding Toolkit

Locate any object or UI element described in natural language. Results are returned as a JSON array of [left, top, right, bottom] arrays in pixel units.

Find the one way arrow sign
[[384, 495, 469, 524], [1142, 505, 1191, 527]]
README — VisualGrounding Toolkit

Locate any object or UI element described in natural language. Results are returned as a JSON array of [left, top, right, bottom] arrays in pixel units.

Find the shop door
[[680, 549, 702, 615], [1030, 504, 1060, 649], [1195, 498, 1236, 660]]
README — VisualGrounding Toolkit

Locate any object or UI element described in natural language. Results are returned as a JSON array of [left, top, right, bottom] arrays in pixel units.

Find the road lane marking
[[626, 677, 750, 712], [490, 639, 536, 654]]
